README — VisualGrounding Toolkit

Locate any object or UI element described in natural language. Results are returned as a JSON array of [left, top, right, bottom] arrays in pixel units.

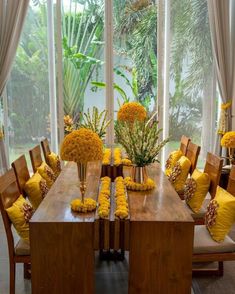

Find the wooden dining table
[[30, 161, 194, 294]]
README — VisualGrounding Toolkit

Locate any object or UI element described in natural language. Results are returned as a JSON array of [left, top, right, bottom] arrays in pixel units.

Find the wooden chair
[[183, 152, 223, 224], [185, 141, 201, 175], [0, 169, 30, 294], [11, 155, 30, 197], [41, 138, 51, 165], [29, 145, 43, 173], [180, 135, 191, 156], [227, 165, 235, 196]]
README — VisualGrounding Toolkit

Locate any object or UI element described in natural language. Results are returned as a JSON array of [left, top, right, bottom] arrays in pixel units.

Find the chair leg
[[9, 261, 15, 294], [24, 263, 31, 279], [192, 261, 224, 277]]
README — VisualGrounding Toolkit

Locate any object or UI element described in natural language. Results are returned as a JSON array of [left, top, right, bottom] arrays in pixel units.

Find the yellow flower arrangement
[[221, 131, 235, 148], [117, 102, 147, 123], [102, 148, 111, 165], [70, 198, 97, 212], [60, 128, 103, 163], [114, 177, 129, 219], [121, 158, 132, 166], [98, 177, 111, 219], [113, 148, 122, 166], [124, 176, 155, 191]]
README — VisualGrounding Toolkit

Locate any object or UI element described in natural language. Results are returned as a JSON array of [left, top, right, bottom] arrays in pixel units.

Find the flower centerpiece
[[221, 131, 235, 165], [117, 101, 147, 123], [60, 128, 103, 210], [115, 109, 169, 191]]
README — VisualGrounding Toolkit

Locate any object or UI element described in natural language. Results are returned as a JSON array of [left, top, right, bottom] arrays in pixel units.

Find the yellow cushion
[[47, 152, 61, 177], [185, 169, 210, 213], [169, 156, 191, 192], [24, 172, 49, 209], [37, 161, 56, 188], [6, 195, 31, 242], [206, 186, 235, 242], [165, 149, 183, 177]]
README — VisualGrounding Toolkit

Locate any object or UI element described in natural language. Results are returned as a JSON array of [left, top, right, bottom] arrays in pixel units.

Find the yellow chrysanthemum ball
[[60, 128, 103, 163], [221, 131, 235, 148], [117, 102, 147, 123]]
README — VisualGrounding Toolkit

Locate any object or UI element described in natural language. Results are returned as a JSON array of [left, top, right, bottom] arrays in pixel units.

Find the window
[[6, 0, 50, 168]]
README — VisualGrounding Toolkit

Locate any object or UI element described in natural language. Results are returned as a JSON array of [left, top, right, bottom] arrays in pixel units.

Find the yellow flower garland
[[221, 131, 235, 148], [102, 148, 111, 165], [113, 148, 122, 166], [117, 102, 147, 123], [98, 176, 111, 219], [124, 176, 155, 191], [121, 158, 132, 166], [70, 198, 97, 213], [60, 128, 103, 164], [114, 177, 129, 219]]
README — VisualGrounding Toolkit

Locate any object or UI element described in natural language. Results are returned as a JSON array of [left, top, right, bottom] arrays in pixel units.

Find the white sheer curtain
[[0, 0, 29, 173], [207, 0, 235, 154]]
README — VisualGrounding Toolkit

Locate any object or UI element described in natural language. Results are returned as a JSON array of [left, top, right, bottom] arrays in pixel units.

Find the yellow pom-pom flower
[[60, 128, 103, 164], [98, 176, 111, 219], [102, 148, 111, 165], [124, 176, 155, 191], [221, 131, 235, 148], [114, 176, 129, 219], [70, 198, 97, 213], [122, 158, 132, 166], [113, 148, 122, 166], [117, 102, 147, 123]]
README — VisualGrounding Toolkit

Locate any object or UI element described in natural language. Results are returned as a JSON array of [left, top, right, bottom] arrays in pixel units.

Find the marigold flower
[[117, 102, 147, 123], [60, 128, 103, 164], [221, 131, 235, 148]]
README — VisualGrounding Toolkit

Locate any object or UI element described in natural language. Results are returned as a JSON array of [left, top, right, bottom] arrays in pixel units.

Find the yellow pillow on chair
[[165, 150, 183, 177], [206, 186, 235, 242], [47, 152, 61, 177], [24, 172, 49, 209], [6, 195, 33, 242], [168, 156, 191, 192], [184, 169, 210, 213], [37, 162, 56, 188]]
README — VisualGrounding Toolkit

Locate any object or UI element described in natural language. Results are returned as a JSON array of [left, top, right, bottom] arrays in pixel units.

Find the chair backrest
[[185, 141, 201, 174], [227, 165, 235, 196], [180, 135, 191, 156], [41, 138, 51, 164], [204, 152, 223, 198], [29, 145, 43, 173], [11, 155, 30, 196], [0, 169, 21, 259]]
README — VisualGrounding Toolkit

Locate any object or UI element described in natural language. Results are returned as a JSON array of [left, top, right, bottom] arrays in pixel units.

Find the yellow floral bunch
[[114, 177, 129, 219], [60, 128, 103, 163], [98, 177, 111, 219], [70, 198, 97, 213], [124, 176, 155, 191], [117, 102, 147, 123], [102, 148, 111, 165], [221, 131, 235, 148], [121, 158, 132, 166], [113, 148, 122, 166]]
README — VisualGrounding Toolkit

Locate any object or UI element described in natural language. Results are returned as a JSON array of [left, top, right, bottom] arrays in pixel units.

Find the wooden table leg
[[129, 222, 193, 294], [30, 222, 94, 294]]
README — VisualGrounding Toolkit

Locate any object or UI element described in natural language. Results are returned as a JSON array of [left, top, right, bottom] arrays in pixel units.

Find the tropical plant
[[113, 0, 157, 109], [115, 118, 169, 167], [79, 107, 111, 139], [91, 66, 138, 106], [62, 0, 104, 122]]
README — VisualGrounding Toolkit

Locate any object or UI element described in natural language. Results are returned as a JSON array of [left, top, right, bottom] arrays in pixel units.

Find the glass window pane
[[168, 0, 217, 168], [7, 1, 50, 169], [62, 0, 105, 126], [113, 0, 158, 119]]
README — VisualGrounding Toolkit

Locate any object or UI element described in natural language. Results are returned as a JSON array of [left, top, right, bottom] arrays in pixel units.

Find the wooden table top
[[124, 164, 194, 223], [30, 161, 101, 223], [31, 161, 193, 224]]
